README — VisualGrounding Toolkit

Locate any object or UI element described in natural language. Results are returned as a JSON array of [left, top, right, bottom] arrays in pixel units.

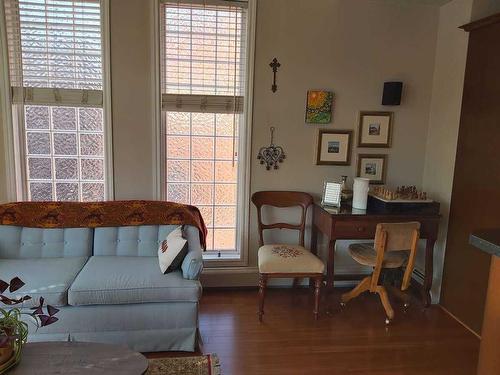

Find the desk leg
[[326, 239, 336, 290], [423, 237, 436, 307]]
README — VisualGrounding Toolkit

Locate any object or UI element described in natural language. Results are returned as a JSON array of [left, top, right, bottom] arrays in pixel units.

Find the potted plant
[[0, 277, 59, 373]]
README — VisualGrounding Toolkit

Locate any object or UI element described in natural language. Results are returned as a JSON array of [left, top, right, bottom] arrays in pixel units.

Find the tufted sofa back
[[0, 226, 93, 258], [0, 225, 203, 280], [92, 225, 177, 257], [0, 201, 206, 279]]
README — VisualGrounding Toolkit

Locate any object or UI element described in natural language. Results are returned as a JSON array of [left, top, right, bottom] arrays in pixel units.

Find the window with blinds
[[3, 0, 108, 201], [160, 0, 249, 257]]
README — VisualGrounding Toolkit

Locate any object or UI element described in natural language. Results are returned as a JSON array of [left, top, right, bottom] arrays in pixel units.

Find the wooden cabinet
[[441, 13, 500, 335]]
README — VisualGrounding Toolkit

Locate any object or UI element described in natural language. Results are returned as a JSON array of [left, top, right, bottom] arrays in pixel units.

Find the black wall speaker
[[382, 81, 403, 106]]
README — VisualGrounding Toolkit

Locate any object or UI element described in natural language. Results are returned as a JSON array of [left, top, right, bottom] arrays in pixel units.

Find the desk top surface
[[470, 230, 500, 257], [314, 202, 441, 218]]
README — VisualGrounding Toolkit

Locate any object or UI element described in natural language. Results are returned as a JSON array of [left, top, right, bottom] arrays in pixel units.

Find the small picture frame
[[358, 111, 393, 148], [316, 130, 352, 165], [357, 154, 387, 184], [305, 90, 334, 124], [321, 181, 342, 207]]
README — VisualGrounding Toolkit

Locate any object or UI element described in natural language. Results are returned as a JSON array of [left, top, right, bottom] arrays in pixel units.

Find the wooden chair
[[340, 222, 420, 324], [252, 191, 325, 321]]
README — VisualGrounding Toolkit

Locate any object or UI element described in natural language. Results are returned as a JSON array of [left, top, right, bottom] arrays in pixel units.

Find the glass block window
[[25, 105, 105, 201], [4, 0, 108, 202], [165, 112, 240, 252], [160, 1, 248, 256]]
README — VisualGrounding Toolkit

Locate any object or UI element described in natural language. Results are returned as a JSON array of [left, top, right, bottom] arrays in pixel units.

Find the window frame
[[153, 0, 256, 267], [0, 2, 17, 201], [0, 0, 114, 202]]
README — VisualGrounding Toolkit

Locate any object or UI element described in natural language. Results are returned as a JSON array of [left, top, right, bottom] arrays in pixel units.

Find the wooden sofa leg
[[341, 275, 371, 304], [258, 274, 267, 322], [313, 276, 322, 320]]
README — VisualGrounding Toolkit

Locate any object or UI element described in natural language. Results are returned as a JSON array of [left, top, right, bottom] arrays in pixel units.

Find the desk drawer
[[334, 221, 378, 238]]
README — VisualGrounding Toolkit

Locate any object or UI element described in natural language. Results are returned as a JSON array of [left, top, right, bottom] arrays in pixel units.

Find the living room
[[1, 0, 499, 374]]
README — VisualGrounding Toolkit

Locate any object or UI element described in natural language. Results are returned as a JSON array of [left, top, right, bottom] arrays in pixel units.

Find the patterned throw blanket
[[0, 200, 208, 250]]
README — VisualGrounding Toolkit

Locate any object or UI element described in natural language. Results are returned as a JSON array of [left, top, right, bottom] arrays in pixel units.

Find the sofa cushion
[[158, 226, 188, 274], [181, 225, 204, 280], [0, 257, 89, 307], [93, 225, 178, 256], [0, 226, 93, 258], [68, 256, 201, 306]]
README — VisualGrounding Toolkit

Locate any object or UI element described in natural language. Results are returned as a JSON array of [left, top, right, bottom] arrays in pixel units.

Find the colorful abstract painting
[[305, 90, 334, 124]]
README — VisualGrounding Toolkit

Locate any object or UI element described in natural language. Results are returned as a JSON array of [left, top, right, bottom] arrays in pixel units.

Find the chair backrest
[[251, 191, 313, 247], [372, 221, 421, 291], [374, 222, 421, 252]]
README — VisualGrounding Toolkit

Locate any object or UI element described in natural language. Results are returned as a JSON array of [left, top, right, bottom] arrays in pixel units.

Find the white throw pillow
[[158, 226, 188, 274]]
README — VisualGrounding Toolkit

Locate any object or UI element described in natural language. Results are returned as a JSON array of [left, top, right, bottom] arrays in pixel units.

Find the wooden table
[[311, 202, 440, 306], [9, 342, 148, 374]]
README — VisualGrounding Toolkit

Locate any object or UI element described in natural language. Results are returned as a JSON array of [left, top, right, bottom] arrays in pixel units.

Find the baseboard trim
[[202, 266, 259, 274], [439, 305, 481, 340], [200, 266, 367, 288]]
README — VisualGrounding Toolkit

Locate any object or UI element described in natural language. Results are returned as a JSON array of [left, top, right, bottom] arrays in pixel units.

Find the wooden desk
[[311, 202, 440, 306]]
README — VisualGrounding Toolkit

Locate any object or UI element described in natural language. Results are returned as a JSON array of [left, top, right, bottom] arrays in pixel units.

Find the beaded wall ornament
[[257, 127, 286, 170]]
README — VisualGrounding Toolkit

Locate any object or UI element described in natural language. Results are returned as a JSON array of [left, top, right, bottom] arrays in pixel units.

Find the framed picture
[[358, 111, 393, 147], [357, 154, 387, 184], [305, 90, 334, 124], [316, 130, 352, 165], [321, 181, 342, 207]]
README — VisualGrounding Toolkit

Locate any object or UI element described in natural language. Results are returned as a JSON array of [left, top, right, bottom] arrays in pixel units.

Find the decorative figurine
[[257, 126, 286, 170], [340, 175, 353, 202]]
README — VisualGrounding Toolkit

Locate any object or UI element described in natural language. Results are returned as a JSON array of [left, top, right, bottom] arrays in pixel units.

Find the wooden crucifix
[[269, 58, 281, 93]]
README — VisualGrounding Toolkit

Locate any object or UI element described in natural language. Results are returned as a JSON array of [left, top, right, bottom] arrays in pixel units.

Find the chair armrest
[[181, 225, 204, 280]]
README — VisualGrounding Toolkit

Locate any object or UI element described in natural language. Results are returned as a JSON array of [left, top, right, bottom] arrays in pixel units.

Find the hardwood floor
[[196, 288, 479, 375]]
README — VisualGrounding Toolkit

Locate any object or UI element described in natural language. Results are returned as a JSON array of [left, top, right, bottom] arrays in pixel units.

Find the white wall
[[0, 0, 486, 295], [104, 0, 443, 285], [247, 0, 439, 271], [421, 0, 473, 301], [109, 0, 156, 200], [471, 0, 500, 20]]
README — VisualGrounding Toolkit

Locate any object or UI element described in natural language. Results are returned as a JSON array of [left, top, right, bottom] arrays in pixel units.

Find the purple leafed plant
[[0, 277, 59, 350]]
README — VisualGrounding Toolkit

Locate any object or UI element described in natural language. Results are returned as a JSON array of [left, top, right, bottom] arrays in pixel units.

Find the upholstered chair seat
[[258, 244, 326, 274], [348, 243, 409, 268]]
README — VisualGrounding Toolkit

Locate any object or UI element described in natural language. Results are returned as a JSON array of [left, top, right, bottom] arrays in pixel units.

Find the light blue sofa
[[0, 224, 203, 352]]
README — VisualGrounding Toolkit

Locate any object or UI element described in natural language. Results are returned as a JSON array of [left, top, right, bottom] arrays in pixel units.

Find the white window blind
[[3, 0, 107, 202], [160, 0, 249, 256], [161, 0, 246, 114], [5, 0, 102, 91]]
